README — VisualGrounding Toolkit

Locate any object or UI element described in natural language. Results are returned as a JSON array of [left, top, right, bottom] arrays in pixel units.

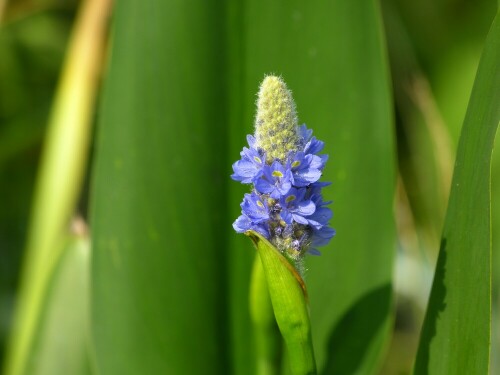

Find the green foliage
[[414, 11, 500, 374], [236, 4, 397, 373], [1, 1, 499, 375], [312, 2, 396, 369], [3, 0, 107, 373], [90, 1, 228, 374]]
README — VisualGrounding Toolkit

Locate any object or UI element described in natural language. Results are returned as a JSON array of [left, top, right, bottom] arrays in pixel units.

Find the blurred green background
[[0, 0, 498, 374]]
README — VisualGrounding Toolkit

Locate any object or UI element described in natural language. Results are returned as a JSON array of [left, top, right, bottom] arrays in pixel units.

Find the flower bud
[[255, 76, 300, 162]]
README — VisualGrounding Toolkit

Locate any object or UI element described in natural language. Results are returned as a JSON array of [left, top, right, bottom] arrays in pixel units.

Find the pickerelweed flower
[[232, 75, 335, 260]]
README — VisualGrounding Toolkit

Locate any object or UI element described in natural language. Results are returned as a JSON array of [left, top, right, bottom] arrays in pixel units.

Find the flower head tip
[[255, 76, 300, 162]]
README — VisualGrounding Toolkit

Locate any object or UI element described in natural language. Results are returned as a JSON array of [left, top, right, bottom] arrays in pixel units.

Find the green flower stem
[[4, 1, 111, 374], [250, 255, 283, 375], [247, 231, 317, 375]]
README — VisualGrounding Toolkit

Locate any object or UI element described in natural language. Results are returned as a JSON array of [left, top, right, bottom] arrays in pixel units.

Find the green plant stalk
[[250, 255, 283, 375], [4, 1, 111, 374], [247, 231, 317, 375], [24, 230, 91, 375], [413, 10, 500, 375]]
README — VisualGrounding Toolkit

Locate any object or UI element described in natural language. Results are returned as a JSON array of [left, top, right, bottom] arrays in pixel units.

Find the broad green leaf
[[239, 1, 396, 373], [90, 1, 228, 374], [247, 231, 316, 375], [25, 234, 91, 375], [226, 2, 257, 373], [306, 3, 396, 373], [413, 12, 500, 375]]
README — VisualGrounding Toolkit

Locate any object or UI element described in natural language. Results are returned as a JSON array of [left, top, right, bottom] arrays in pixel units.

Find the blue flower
[[255, 161, 292, 199], [279, 188, 316, 225], [231, 125, 335, 258], [241, 192, 269, 223], [298, 124, 313, 142], [231, 76, 334, 260], [233, 214, 251, 233], [306, 190, 333, 229], [246, 134, 257, 148], [310, 226, 336, 250], [289, 151, 323, 187], [304, 136, 324, 155], [299, 124, 325, 154], [231, 146, 266, 184], [233, 214, 270, 238]]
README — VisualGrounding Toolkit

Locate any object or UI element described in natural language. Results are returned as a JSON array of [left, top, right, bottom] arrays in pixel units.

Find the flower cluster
[[231, 76, 335, 260]]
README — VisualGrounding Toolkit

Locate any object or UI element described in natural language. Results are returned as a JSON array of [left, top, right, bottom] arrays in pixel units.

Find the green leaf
[[24, 235, 91, 375], [3, 0, 110, 373], [247, 231, 316, 375], [413, 12, 500, 375], [225, 2, 257, 373], [90, 1, 228, 374], [249, 255, 282, 375], [240, 2, 397, 374], [230, 1, 396, 373], [303, 3, 396, 372]]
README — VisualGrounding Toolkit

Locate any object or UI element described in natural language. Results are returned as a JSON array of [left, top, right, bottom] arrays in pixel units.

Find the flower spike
[[232, 75, 335, 260], [255, 76, 300, 162]]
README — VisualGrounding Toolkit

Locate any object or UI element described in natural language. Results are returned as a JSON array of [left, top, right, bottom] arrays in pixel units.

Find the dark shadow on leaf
[[321, 283, 392, 375], [413, 238, 447, 375]]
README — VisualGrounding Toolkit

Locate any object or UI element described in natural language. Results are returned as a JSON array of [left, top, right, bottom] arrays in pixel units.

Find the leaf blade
[[90, 1, 229, 374], [414, 11, 500, 375], [241, 2, 396, 372]]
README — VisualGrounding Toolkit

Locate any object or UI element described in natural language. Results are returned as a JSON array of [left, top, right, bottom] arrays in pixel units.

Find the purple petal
[[311, 181, 331, 188], [253, 223, 270, 238], [308, 154, 326, 169], [233, 215, 251, 233], [242, 147, 265, 166], [241, 193, 269, 222], [277, 180, 292, 196], [290, 152, 306, 169], [307, 219, 323, 230], [294, 168, 322, 186], [312, 227, 336, 246], [310, 207, 332, 224], [308, 248, 322, 256], [247, 134, 257, 148], [296, 200, 316, 216], [255, 178, 274, 194], [304, 137, 324, 154], [280, 210, 293, 224], [292, 213, 309, 225], [269, 188, 283, 199], [231, 159, 260, 183], [298, 124, 313, 141]]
